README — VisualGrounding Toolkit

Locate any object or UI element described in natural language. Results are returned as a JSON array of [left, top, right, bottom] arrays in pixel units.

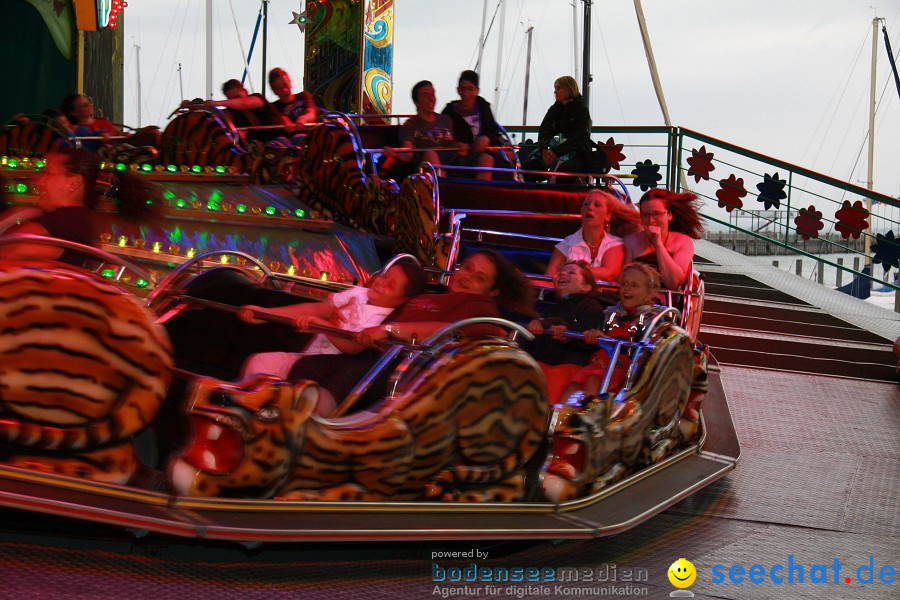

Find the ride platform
[[0, 241, 895, 598]]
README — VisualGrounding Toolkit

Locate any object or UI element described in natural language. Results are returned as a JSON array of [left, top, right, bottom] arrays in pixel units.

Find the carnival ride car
[[0, 109, 738, 543]]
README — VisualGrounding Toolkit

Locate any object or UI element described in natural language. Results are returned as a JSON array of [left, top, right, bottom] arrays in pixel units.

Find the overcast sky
[[122, 0, 900, 202]]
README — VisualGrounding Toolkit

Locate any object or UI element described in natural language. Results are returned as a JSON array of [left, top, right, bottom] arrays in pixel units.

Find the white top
[[304, 286, 393, 355], [554, 228, 623, 268]]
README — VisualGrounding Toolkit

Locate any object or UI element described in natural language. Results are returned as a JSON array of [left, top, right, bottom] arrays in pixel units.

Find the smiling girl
[[561, 262, 663, 400]]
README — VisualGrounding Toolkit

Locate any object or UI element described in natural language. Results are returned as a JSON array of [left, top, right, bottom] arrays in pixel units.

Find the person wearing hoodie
[[441, 70, 508, 176]]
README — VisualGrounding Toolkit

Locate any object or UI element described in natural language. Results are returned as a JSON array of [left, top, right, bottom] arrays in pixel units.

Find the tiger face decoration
[[171, 338, 549, 502], [0, 261, 173, 484], [541, 325, 695, 502]]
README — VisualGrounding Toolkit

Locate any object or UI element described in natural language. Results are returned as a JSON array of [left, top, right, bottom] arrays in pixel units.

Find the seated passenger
[[0, 147, 157, 265], [199, 79, 290, 131], [561, 263, 663, 400], [42, 107, 89, 137], [289, 250, 536, 407], [545, 188, 641, 282], [358, 249, 536, 346], [381, 80, 494, 181], [623, 189, 703, 289], [269, 67, 318, 129], [525, 260, 608, 404], [441, 70, 509, 175], [238, 257, 427, 379], [521, 76, 592, 181], [62, 93, 161, 149]]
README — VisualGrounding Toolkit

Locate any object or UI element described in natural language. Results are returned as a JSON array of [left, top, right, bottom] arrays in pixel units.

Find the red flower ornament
[[794, 205, 824, 240], [716, 174, 746, 213], [834, 200, 869, 239], [686, 146, 715, 183], [599, 137, 626, 170]]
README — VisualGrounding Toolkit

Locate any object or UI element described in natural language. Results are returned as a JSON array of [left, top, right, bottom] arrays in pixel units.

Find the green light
[[294, 208, 305, 218], [265, 206, 276, 216], [206, 200, 219, 211], [136, 278, 149, 288], [163, 190, 175, 200], [115, 163, 127, 171], [101, 269, 115, 278], [236, 203, 247, 214], [145, 199, 153, 205], [15, 183, 27, 194], [175, 199, 186, 209], [191, 165, 202, 173], [215, 165, 226, 173], [141, 164, 152, 172], [166, 165, 177, 172], [35, 159, 45, 169], [7, 159, 18, 168]]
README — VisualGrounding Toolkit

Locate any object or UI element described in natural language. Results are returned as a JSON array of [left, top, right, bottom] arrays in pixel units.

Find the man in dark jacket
[[441, 70, 508, 178]]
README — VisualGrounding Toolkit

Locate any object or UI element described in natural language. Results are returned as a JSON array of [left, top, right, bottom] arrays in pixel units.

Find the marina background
[[121, 0, 900, 210]]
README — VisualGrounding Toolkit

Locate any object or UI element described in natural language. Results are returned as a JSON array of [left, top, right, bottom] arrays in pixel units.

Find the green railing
[[506, 124, 900, 294]]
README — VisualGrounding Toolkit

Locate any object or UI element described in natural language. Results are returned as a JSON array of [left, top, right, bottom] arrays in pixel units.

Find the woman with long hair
[[545, 188, 641, 282], [358, 249, 537, 346], [623, 188, 704, 288]]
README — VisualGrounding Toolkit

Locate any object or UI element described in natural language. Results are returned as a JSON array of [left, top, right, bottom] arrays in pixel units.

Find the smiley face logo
[[668, 558, 696, 588]]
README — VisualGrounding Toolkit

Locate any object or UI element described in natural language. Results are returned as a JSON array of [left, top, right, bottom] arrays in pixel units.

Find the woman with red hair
[[623, 189, 704, 289]]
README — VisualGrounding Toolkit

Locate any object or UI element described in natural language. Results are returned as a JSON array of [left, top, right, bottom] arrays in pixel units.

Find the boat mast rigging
[[864, 17, 882, 262], [581, 0, 591, 106], [494, 0, 507, 109], [205, 0, 212, 99], [522, 25, 534, 132]]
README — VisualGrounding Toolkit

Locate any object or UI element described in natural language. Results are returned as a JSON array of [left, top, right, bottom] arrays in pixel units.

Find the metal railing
[[506, 124, 900, 297]]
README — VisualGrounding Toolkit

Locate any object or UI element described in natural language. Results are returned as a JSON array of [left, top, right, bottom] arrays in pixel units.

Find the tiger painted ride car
[[169, 336, 548, 502], [0, 260, 172, 484]]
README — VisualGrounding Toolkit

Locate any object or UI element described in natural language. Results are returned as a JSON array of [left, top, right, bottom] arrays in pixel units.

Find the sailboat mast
[[494, 0, 506, 109], [633, 0, 671, 125], [206, 0, 213, 99], [523, 26, 533, 131], [581, 0, 591, 106], [864, 17, 880, 261], [572, 2, 579, 84], [135, 43, 142, 127], [261, 0, 269, 92], [633, 0, 686, 190], [476, 0, 488, 73]]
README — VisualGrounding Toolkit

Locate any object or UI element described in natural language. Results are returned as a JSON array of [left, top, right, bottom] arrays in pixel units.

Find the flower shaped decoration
[[715, 174, 746, 213], [871, 230, 900, 273], [598, 137, 626, 170], [834, 200, 870, 240], [631, 159, 661, 191], [794, 205, 823, 240], [756, 172, 787, 210], [686, 146, 715, 183]]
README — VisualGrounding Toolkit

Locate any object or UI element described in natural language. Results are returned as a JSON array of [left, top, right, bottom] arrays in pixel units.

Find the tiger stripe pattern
[[294, 123, 396, 235], [172, 338, 548, 502], [0, 122, 72, 158], [541, 324, 696, 502], [0, 262, 173, 484], [393, 172, 444, 267], [160, 110, 249, 172]]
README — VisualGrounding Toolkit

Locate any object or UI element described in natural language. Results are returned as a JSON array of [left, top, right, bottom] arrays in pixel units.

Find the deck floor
[[0, 241, 897, 599]]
